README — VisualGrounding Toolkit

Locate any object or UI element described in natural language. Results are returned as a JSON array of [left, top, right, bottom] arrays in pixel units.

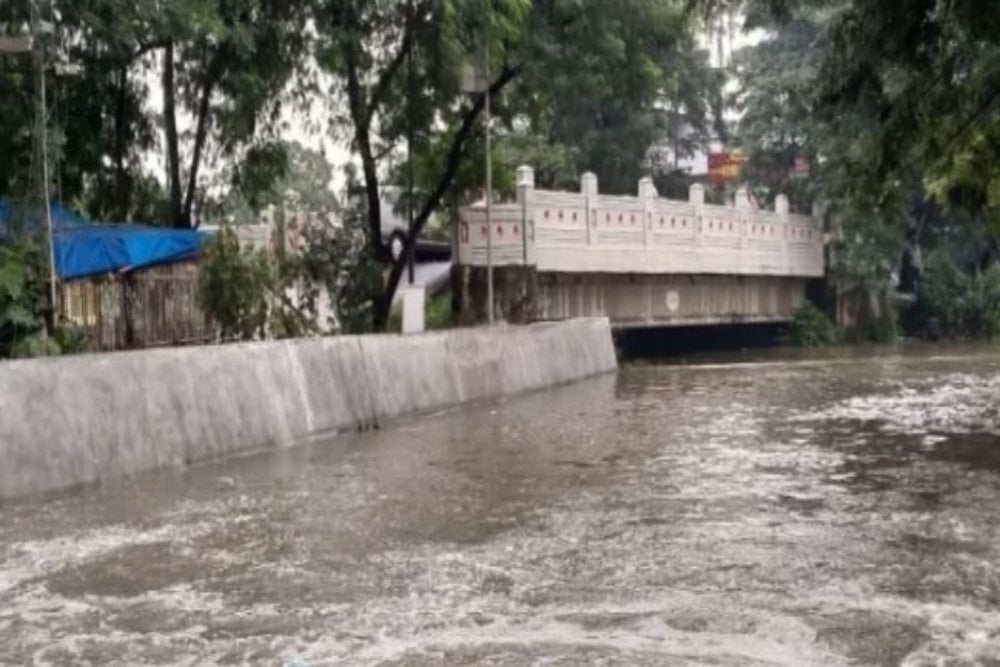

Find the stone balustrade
[[458, 166, 824, 278]]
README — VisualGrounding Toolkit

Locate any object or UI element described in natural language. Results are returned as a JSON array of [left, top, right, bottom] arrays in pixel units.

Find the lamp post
[[406, 0, 416, 286], [460, 14, 495, 324], [483, 31, 493, 323]]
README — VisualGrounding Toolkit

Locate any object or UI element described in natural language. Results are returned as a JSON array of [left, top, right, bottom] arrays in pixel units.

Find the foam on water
[[2, 350, 1000, 664]]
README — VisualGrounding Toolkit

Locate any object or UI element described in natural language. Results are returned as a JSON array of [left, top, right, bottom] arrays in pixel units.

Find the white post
[[734, 186, 753, 274], [517, 165, 535, 263], [401, 284, 426, 334], [775, 194, 790, 273], [689, 183, 705, 248], [581, 171, 597, 246], [688, 182, 705, 205], [734, 185, 752, 211], [775, 194, 790, 217], [638, 176, 656, 247]]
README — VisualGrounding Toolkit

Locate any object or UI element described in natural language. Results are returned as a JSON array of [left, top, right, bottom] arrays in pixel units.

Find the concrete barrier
[[0, 318, 616, 500]]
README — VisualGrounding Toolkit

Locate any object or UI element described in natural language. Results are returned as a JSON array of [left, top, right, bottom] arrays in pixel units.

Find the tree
[[155, 0, 313, 228], [730, 7, 832, 211], [316, 0, 714, 329]]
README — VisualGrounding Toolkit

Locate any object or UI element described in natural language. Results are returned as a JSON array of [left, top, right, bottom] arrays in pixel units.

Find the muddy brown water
[[2, 346, 1000, 665]]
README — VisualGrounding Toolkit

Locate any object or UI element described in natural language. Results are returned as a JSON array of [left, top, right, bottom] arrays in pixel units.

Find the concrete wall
[[0, 318, 617, 500]]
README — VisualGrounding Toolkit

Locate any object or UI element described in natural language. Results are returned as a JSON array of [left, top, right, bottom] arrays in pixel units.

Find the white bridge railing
[[458, 166, 824, 278]]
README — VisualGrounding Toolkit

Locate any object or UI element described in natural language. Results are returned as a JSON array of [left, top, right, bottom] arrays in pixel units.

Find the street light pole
[[30, 0, 58, 321], [406, 0, 416, 286], [484, 21, 494, 324]]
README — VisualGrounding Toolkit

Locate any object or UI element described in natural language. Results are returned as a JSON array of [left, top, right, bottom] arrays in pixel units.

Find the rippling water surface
[[3, 346, 1000, 665]]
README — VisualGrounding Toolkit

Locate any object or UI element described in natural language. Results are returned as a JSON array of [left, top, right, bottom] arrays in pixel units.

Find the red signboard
[[708, 151, 747, 184], [791, 155, 810, 179]]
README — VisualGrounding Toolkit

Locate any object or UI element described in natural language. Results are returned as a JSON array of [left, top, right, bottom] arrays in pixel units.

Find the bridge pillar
[[455, 265, 538, 326]]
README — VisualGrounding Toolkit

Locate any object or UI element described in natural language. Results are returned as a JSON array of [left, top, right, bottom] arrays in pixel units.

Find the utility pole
[[406, 0, 415, 285], [30, 0, 58, 323], [484, 7, 494, 324]]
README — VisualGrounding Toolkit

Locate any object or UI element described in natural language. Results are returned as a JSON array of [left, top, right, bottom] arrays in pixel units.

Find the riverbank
[[0, 318, 617, 500]]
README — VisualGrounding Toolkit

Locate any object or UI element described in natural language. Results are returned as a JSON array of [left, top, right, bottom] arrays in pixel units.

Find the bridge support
[[454, 268, 809, 328], [454, 265, 538, 325], [535, 273, 809, 328]]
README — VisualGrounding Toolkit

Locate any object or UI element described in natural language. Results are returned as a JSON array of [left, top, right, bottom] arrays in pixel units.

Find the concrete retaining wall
[[0, 318, 617, 500]]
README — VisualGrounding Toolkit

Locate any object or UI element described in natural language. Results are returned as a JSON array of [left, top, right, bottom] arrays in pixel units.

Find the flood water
[[3, 346, 1000, 665]]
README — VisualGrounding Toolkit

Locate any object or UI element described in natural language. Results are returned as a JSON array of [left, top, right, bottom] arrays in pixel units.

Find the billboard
[[707, 151, 747, 184]]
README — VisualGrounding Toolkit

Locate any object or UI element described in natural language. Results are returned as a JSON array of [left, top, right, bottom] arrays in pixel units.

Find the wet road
[[3, 347, 1000, 665]]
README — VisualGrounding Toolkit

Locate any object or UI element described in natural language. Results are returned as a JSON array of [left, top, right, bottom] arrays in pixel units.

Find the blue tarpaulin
[[0, 201, 207, 281]]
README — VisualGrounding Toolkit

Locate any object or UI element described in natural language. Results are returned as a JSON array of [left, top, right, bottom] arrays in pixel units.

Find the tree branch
[[183, 51, 223, 226], [378, 64, 523, 323]]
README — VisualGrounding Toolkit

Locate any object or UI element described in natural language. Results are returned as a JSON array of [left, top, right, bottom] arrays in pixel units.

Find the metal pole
[[32, 0, 58, 321], [406, 0, 415, 285], [484, 22, 494, 324]]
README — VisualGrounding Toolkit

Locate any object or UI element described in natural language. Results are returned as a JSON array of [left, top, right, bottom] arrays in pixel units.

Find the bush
[[53, 321, 90, 355], [197, 226, 274, 341], [917, 253, 1000, 339], [426, 291, 452, 330], [0, 240, 53, 359], [789, 303, 838, 347], [294, 210, 381, 335]]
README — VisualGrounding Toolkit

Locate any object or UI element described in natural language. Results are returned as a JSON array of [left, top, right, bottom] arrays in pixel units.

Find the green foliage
[[53, 321, 90, 355], [292, 205, 382, 335], [731, 7, 835, 211], [426, 291, 453, 330], [789, 303, 837, 347], [0, 240, 53, 359], [917, 254, 1000, 340], [196, 227, 273, 341]]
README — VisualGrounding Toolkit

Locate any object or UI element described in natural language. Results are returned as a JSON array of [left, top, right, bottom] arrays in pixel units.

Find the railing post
[[775, 194, 790, 274], [581, 171, 597, 246], [517, 165, 535, 264], [639, 176, 655, 247], [689, 182, 705, 248], [811, 198, 826, 276], [733, 185, 760, 272]]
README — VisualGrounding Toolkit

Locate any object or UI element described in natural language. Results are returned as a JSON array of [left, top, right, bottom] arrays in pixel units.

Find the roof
[[0, 201, 207, 281]]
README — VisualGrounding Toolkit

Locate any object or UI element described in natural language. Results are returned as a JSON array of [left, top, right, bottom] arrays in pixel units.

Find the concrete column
[[401, 285, 426, 334], [639, 176, 656, 247], [517, 165, 535, 264], [582, 171, 597, 246], [775, 194, 790, 273], [734, 186, 752, 211], [688, 182, 705, 205], [689, 183, 705, 248], [775, 194, 790, 217]]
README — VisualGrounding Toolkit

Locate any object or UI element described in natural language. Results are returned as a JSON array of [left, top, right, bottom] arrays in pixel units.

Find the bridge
[[455, 166, 824, 328]]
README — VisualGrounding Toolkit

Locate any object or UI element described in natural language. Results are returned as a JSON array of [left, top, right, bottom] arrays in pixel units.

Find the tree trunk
[[162, 40, 184, 228], [344, 45, 389, 327], [182, 54, 220, 228], [112, 66, 131, 221]]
